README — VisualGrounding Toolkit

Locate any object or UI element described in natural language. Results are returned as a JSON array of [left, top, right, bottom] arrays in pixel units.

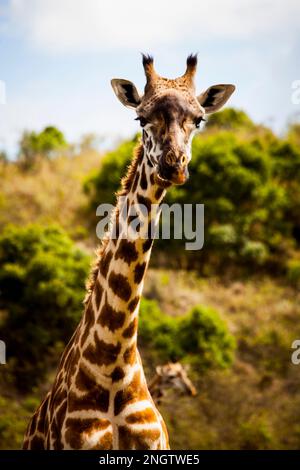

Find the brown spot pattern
[[81, 302, 95, 347], [128, 296, 140, 312], [108, 271, 132, 302], [30, 435, 45, 450], [68, 383, 109, 413], [123, 344, 136, 365], [114, 370, 147, 416], [143, 238, 154, 253], [114, 209, 120, 239], [55, 399, 67, 430], [98, 431, 113, 450], [83, 331, 121, 366], [118, 425, 161, 450], [155, 186, 164, 200], [65, 417, 111, 450], [137, 194, 152, 213], [28, 411, 38, 436], [75, 365, 95, 391], [150, 172, 155, 185], [50, 386, 66, 417], [98, 294, 126, 332], [132, 171, 140, 193], [126, 408, 157, 424], [52, 399, 67, 449], [115, 239, 138, 264], [122, 318, 138, 338], [66, 347, 80, 388], [134, 262, 147, 284], [94, 280, 103, 310], [99, 250, 113, 278], [64, 417, 96, 449], [110, 366, 125, 382], [140, 164, 148, 190]]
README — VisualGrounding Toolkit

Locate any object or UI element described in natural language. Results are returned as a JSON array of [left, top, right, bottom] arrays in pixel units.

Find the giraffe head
[[156, 362, 197, 396], [111, 55, 235, 185], [149, 362, 197, 404]]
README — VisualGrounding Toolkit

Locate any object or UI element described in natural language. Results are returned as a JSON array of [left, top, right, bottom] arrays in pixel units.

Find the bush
[[239, 417, 273, 450], [179, 306, 236, 369], [0, 395, 38, 450], [0, 224, 90, 390], [18, 126, 67, 169], [240, 240, 269, 265], [139, 299, 236, 371]]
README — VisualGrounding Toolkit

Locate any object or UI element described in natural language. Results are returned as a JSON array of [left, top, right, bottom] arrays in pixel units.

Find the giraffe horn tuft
[[142, 53, 157, 89], [142, 53, 154, 68], [186, 53, 198, 70], [182, 53, 198, 86]]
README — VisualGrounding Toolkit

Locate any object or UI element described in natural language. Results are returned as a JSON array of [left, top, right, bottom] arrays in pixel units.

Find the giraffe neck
[[79, 139, 168, 380], [23, 138, 171, 451]]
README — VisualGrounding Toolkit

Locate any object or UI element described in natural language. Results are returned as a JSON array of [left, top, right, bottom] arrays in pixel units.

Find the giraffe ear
[[197, 84, 235, 114], [111, 79, 142, 109]]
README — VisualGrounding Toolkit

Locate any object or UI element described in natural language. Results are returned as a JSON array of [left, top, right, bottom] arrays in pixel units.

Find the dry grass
[[0, 150, 101, 237]]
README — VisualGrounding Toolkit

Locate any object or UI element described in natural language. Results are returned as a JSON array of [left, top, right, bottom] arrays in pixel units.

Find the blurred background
[[1, 0, 300, 450]]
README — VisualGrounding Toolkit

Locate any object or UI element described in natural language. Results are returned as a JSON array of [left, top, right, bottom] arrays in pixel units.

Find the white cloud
[[6, 0, 300, 53]]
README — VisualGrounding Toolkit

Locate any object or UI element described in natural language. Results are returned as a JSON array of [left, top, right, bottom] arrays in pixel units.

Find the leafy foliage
[[0, 395, 39, 450], [0, 224, 90, 390], [139, 298, 236, 370], [205, 108, 255, 131], [18, 126, 67, 169]]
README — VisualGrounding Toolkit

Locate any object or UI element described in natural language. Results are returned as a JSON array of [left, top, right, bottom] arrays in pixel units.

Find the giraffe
[[23, 54, 235, 450], [148, 362, 197, 404]]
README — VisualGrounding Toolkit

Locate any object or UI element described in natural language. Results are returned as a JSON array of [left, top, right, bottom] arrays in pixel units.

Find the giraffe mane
[[84, 142, 144, 306], [117, 142, 144, 197]]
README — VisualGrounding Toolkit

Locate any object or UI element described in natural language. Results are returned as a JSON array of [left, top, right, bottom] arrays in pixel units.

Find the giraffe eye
[[195, 117, 205, 128], [135, 116, 148, 127]]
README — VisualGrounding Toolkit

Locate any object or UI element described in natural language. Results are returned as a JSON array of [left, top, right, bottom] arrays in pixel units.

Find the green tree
[[0, 224, 89, 390], [139, 299, 236, 370], [286, 123, 300, 147], [270, 137, 300, 245], [18, 126, 67, 169], [205, 108, 255, 131]]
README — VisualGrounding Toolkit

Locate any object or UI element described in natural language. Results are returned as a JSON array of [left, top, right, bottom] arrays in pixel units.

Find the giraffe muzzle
[[158, 151, 189, 185]]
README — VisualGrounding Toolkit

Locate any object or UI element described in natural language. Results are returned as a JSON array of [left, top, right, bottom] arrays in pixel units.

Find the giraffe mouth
[[172, 168, 189, 185], [157, 165, 189, 186], [154, 172, 172, 188]]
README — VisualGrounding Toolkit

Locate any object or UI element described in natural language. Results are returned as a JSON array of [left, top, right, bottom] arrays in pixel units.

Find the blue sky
[[0, 0, 300, 157]]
